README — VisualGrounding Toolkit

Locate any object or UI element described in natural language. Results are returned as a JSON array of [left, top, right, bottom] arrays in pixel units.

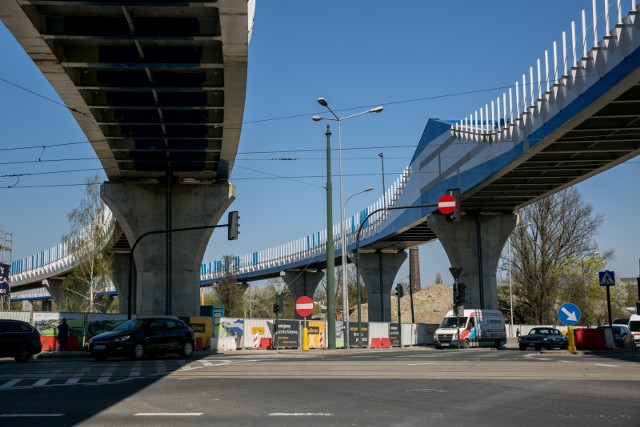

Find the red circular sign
[[295, 296, 314, 317], [438, 194, 456, 215]]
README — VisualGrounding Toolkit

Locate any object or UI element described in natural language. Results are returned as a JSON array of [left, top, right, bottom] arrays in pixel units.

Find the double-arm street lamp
[[312, 98, 383, 349]]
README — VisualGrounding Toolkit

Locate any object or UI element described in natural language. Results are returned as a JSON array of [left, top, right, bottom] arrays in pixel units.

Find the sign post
[[599, 270, 616, 327], [558, 302, 581, 351], [296, 296, 314, 351]]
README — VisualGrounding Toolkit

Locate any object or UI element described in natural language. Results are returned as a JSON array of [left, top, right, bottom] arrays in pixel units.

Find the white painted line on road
[[0, 414, 64, 417], [269, 413, 334, 416], [134, 413, 203, 416], [65, 377, 80, 385], [1, 379, 21, 388], [407, 362, 434, 366], [33, 378, 50, 387], [594, 363, 618, 367]]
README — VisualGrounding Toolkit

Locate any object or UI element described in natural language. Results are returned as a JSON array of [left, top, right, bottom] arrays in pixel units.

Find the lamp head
[[312, 115, 323, 121], [364, 187, 374, 192], [317, 97, 328, 107], [369, 106, 383, 113]]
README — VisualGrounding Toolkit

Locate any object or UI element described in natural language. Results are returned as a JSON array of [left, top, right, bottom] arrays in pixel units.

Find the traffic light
[[273, 303, 280, 314], [395, 285, 404, 298], [458, 283, 466, 304], [228, 211, 239, 240], [446, 188, 460, 222]]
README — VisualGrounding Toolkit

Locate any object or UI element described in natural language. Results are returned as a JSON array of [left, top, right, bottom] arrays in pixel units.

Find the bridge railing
[[9, 208, 115, 286], [200, 166, 412, 281], [452, 0, 638, 143]]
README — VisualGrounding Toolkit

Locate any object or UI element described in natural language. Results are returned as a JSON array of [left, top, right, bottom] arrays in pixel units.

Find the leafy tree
[[507, 188, 611, 324], [60, 175, 113, 313], [211, 255, 245, 317]]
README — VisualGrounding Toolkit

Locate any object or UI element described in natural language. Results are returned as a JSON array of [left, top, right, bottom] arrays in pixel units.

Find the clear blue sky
[[1, 1, 639, 289]]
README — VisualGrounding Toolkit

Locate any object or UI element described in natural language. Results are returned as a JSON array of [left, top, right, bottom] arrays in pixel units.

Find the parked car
[[613, 317, 630, 326], [88, 317, 195, 361], [518, 327, 568, 350], [598, 325, 636, 349], [0, 319, 43, 362]]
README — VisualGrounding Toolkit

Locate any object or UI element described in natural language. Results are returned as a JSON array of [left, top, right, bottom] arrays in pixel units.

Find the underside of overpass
[[0, 0, 250, 316]]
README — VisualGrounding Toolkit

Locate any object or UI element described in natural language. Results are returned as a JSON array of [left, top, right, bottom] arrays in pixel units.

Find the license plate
[[93, 344, 105, 350]]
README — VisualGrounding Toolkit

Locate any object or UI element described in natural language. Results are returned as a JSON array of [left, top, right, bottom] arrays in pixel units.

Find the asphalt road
[[1, 347, 638, 426]]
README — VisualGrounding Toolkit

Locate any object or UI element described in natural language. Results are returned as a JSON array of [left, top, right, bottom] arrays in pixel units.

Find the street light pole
[[378, 153, 386, 210], [342, 187, 373, 348], [312, 98, 382, 350], [324, 125, 336, 349]]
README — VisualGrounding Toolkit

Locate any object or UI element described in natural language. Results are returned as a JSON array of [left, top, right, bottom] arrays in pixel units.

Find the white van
[[628, 314, 640, 347], [433, 309, 507, 349]]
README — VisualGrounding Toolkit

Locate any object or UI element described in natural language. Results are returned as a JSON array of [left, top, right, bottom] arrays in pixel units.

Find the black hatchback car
[[518, 327, 568, 350], [0, 319, 42, 362], [88, 317, 196, 361]]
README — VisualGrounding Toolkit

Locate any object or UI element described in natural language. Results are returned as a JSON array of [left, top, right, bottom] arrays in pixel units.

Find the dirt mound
[[349, 284, 453, 324]]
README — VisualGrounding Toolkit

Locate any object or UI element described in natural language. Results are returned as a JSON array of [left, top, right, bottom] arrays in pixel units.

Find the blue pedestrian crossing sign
[[598, 270, 616, 286], [558, 303, 581, 326]]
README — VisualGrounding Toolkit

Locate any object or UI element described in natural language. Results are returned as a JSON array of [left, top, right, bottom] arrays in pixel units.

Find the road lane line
[[134, 413, 203, 416], [33, 379, 50, 387], [1, 379, 21, 388], [269, 413, 334, 416], [0, 414, 64, 417], [594, 363, 618, 367]]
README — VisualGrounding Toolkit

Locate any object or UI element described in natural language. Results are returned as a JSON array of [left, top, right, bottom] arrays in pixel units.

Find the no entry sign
[[295, 296, 314, 317], [437, 194, 456, 215]]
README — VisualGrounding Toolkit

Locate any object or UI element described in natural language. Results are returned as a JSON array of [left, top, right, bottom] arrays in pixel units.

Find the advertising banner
[[308, 320, 325, 348], [273, 319, 300, 348], [389, 323, 400, 347], [0, 263, 9, 296], [348, 322, 369, 348]]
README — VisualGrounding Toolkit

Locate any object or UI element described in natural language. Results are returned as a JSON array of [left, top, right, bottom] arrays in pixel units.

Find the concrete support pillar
[[427, 213, 516, 309], [102, 181, 235, 317], [42, 299, 53, 311], [42, 278, 65, 310], [280, 270, 324, 319], [358, 251, 407, 322], [111, 253, 131, 314]]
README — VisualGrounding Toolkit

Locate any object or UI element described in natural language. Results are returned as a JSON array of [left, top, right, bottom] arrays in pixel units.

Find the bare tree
[[509, 188, 610, 324], [61, 175, 113, 313]]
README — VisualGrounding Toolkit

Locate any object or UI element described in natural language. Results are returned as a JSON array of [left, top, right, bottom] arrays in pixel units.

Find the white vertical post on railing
[[553, 41, 558, 84], [604, 0, 610, 35], [491, 100, 495, 132], [522, 74, 527, 110], [617, 0, 622, 25], [475, 111, 478, 134], [496, 97, 501, 131], [503, 92, 507, 127], [545, 50, 550, 91], [508, 88, 513, 124], [592, 0, 599, 46], [582, 9, 588, 57], [515, 82, 520, 116], [485, 104, 489, 132], [529, 66, 534, 105], [562, 31, 567, 75], [537, 59, 542, 99], [480, 108, 484, 134], [572, 21, 577, 67]]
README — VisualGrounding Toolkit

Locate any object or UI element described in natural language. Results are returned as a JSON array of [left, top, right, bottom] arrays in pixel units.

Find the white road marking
[[269, 413, 334, 416], [134, 413, 203, 416], [0, 414, 64, 417], [33, 379, 50, 387], [407, 362, 434, 366], [1, 379, 21, 388], [594, 363, 618, 367]]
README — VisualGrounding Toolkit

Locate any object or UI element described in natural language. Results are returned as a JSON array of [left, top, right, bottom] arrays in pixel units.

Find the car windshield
[[112, 319, 143, 332], [530, 328, 550, 335], [439, 317, 468, 328], [629, 321, 640, 332]]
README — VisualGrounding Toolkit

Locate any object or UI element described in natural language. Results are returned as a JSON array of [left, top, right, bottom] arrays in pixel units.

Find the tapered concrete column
[[427, 213, 516, 309], [358, 251, 407, 322], [280, 270, 324, 319], [102, 181, 235, 317], [42, 278, 65, 309], [111, 253, 131, 314]]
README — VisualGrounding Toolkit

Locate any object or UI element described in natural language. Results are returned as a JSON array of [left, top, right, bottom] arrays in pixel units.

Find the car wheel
[[462, 339, 470, 349], [131, 343, 146, 360], [14, 345, 32, 362], [435, 344, 442, 349], [534, 344, 541, 351], [92, 353, 107, 361], [519, 344, 527, 351], [181, 341, 194, 358], [494, 339, 502, 349]]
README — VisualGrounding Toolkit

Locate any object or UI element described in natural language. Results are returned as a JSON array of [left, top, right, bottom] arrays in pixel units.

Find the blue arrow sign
[[558, 303, 581, 326], [598, 270, 615, 286]]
